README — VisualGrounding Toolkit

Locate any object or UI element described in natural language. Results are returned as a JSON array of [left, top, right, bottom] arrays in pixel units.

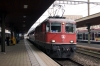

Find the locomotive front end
[[45, 18, 77, 58]]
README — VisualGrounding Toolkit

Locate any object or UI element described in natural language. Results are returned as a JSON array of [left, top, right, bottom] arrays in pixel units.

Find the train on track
[[28, 16, 77, 58], [77, 28, 100, 43]]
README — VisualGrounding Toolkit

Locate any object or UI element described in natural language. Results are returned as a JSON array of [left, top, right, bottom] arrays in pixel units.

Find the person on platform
[[10, 36, 16, 45]]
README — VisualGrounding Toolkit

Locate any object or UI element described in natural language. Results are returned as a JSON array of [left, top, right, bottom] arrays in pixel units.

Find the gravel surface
[[71, 52, 100, 66], [54, 58, 83, 66]]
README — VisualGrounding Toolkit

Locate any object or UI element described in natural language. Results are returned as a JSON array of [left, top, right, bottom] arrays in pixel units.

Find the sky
[[63, 0, 100, 16], [27, 0, 100, 34]]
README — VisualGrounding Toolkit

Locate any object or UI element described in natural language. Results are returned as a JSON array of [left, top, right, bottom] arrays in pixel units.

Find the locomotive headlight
[[70, 40, 74, 43], [51, 40, 55, 43], [62, 22, 65, 25]]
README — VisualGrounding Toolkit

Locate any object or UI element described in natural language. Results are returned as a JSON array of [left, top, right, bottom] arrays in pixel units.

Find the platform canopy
[[76, 12, 100, 28], [0, 0, 55, 33]]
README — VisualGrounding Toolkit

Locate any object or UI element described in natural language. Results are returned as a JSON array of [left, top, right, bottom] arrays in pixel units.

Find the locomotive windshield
[[65, 23, 76, 33], [51, 22, 61, 32], [46, 22, 61, 32]]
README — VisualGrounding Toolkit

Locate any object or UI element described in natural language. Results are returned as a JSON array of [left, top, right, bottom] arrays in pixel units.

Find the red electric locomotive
[[29, 16, 77, 58]]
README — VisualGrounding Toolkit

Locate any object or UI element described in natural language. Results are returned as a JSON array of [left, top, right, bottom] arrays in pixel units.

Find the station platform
[[77, 42, 100, 51], [0, 40, 60, 66]]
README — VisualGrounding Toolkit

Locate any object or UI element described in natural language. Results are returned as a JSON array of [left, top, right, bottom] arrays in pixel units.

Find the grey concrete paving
[[0, 40, 31, 66], [0, 39, 60, 66]]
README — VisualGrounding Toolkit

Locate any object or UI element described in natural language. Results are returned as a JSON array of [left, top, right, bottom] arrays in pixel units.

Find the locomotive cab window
[[51, 22, 61, 32], [46, 22, 50, 32], [65, 23, 75, 33]]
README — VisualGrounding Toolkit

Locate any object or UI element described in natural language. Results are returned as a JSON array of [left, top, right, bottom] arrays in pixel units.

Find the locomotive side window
[[51, 22, 61, 32], [46, 22, 50, 32], [65, 23, 75, 33]]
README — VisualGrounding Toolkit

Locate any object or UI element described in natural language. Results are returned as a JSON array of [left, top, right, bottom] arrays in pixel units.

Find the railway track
[[54, 47, 100, 66], [54, 58, 83, 66], [76, 48, 100, 59]]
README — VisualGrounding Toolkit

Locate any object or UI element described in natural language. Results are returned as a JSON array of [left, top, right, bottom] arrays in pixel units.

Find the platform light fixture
[[24, 5, 28, 9], [23, 16, 26, 18]]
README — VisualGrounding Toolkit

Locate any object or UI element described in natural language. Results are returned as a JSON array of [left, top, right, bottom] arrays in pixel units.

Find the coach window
[[91, 32, 94, 40], [97, 32, 100, 38], [65, 23, 75, 33], [83, 33, 85, 40], [51, 22, 61, 32], [77, 34, 82, 40], [46, 22, 50, 32], [86, 33, 88, 40]]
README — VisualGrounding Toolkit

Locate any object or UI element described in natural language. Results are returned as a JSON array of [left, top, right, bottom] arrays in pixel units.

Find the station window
[[51, 22, 61, 32], [65, 23, 75, 33]]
